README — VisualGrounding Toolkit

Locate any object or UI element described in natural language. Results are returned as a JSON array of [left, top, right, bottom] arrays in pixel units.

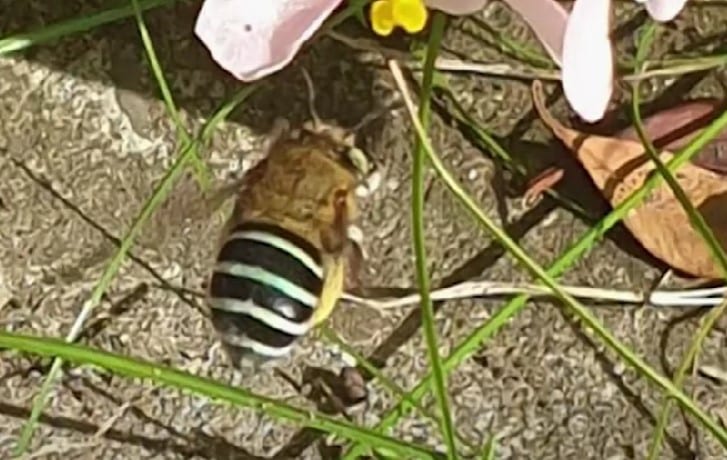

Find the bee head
[[298, 68, 382, 197], [297, 120, 380, 198]]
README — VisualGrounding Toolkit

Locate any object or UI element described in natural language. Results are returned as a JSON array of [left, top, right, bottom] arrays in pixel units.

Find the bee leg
[[346, 224, 367, 260], [343, 225, 367, 291], [343, 240, 364, 291], [262, 117, 291, 151], [320, 189, 351, 254], [313, 189, 355, 326], [270, 117, 290, 137]]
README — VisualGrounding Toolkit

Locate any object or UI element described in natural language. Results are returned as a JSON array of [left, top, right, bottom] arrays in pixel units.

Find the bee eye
[[334, 189, 348, 208]]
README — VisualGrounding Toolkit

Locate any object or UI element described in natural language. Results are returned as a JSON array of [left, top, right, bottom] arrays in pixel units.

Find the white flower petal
[[561, 0, 613, 122], [194, 0, 342, 81], [425, 0, 489, 15], [644, 0, 688, 21], [503, 0, 569, 66]]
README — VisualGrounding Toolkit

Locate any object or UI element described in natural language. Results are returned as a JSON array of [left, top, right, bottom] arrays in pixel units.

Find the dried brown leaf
[[616, 98, 727, 175], [523, 166, 564, 205], [531, 81, 727, 279]]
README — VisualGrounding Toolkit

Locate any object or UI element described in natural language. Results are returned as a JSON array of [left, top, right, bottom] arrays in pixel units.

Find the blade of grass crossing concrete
[[629, 22, 727, 460], [647, 301, 727, 460], [13, 84, 259, 456], [341, 73, 727, 458], [0, 332, 442, 460], [630, 25, 727, 276], [320, 327, 479, 453], [411, 13, 459, 460], [130, 0, 210, 189], [0, 0, 180, 55], [404, 69, 727, 449], [10, 1, 371, 454], [480, 434, 498, 460]]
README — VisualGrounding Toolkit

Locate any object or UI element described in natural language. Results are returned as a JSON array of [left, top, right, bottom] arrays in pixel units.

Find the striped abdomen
[[208, 221, 324, 362]]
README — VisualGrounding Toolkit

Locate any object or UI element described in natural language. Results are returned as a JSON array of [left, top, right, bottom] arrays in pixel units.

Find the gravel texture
[[2, 1, 727, 459]]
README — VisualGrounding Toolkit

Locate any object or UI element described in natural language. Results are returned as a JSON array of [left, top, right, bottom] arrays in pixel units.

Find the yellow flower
[[370, 0, 428, 36]]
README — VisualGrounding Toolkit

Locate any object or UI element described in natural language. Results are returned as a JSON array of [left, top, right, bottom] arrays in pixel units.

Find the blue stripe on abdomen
[[217, 231, 323, 296], [207, 222, 326, 358]]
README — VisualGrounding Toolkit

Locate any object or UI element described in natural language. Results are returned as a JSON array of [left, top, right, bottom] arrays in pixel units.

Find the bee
[[206, 70, 382, 368]]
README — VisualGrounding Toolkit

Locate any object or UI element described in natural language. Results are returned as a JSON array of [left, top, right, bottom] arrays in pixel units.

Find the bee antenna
[[351, 96, 399, 133], [300, 68, 322, 130]]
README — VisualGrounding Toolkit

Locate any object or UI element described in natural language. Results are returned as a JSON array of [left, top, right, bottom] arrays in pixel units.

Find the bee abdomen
[[208, 221, 324, 360]]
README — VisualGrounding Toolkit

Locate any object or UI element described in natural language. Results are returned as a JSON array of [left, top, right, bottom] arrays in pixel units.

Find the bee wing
[[143, 163, 268, 259], [130, 172, 245, 252], [342, 237, 364, 292], [167, 118, 285, 236], [213, 152, 274, 236]]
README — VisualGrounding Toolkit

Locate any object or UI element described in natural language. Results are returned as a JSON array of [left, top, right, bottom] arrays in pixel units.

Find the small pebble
[[340, 366, 367, 405]]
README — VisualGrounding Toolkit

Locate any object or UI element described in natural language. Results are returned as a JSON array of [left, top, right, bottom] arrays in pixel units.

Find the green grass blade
[[340, 283, 542, 459], [434, 80, 592, 221], [0, 0, 364, 65], [320, 0, 372, 31], [646, 301, 727, 460], [13, 84, 259, 456], [404, 66, 727, 449], [465, 16, 553, 69], [630, 22, 727, 460], [480, 434, 498, 460], [320, 327, 478, 452], [130, 0, 210, 189], [343, 74, 727, 458], [629, 28, 727, 278], [7, 2, 370, 455], [0, 331, 442, 460], [0, 0, 179, 55], [411, 13, 459, 460]]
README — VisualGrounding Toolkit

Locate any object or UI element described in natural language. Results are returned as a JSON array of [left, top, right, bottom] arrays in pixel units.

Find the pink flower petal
[[644, 0, 688, 21], [425, 0, 488, 15], [194, 0, 342, 81], [561, 0, 613, 122], [503, 0, 568, 66]]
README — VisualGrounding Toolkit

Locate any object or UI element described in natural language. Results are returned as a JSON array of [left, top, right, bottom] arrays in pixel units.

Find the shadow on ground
[[2, 1, 727, 459]]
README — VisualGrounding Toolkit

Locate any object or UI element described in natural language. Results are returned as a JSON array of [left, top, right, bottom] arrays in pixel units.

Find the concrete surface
[[1, 1, 727, 459]]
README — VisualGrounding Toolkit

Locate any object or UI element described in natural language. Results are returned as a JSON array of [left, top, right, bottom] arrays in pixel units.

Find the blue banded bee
[[207, 72, 381, 368]]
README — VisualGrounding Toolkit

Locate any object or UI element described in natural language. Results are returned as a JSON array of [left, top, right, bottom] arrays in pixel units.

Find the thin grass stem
[[13, 84, 259, 456], [410, 13, 459, 460], [0, 332, 442, 460]]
